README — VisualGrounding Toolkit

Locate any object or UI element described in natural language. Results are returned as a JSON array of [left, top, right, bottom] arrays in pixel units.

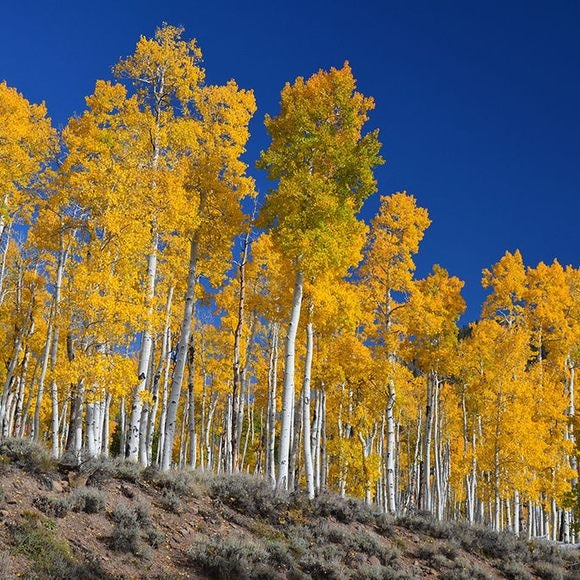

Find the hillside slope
[[0, 439, 578, 579]]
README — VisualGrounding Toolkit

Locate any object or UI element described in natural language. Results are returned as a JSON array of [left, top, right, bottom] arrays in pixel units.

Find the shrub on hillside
[[316, 520, 398, 566], [374, 512, 395, 535], [152, 469, 201, 496], [529, 540, 566, 567], [83, 456, 143, 486], [417, 541, 494, 580], [110, 504, 141, 554], [311, 492, 377, 524], [34, 487, 106, 518], [458, 524, 529, 562], [396, 514, 455, 539], [188, 534, 274, 579], [9, 511, 105, 579], [33, 495, 70, 518], [531, 560, 566, 580], [441, 565, 494, 580], [355, 562, 405, 580], [160, 488, 182, 513], [209, 473, 288, 520], [110, 502, 160, 556], [499, 558, 534, 580], [298, 542, 346, 579], [69, 487, 106, 514], [0, 438, 55, 474]]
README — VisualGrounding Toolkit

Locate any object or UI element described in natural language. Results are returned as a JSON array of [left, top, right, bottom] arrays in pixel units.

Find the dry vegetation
[[0, 439, 578, 579]]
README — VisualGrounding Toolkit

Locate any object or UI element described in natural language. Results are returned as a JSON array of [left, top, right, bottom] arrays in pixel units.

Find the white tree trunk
[[421, 373, 435, 512], [514, 490, 520, 536], [161, 238, 198, 471], [33, 327, 52, 441], [277, 270, 304, 490], [320, 389, 327, 490], [102, 393, 111, 456], [156, 328, 173, 466], [302, 311, 315, 499], [127, 241, 158, 461], [266, 323, 279, 486], [386, 380, 397, 514]]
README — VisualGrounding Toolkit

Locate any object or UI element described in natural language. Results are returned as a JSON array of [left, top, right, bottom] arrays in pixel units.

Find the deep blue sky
[[2, 1, 578, 322]]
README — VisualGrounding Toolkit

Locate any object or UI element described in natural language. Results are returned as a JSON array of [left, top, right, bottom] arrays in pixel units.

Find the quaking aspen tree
[[112, 25, 206, 463], [407, 266, 465, 515], [258, 63, 382, 490], [361, 192, 430, 514], [160, 67, 256, 473]]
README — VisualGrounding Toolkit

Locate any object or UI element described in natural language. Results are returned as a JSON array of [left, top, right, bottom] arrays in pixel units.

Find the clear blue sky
[[2, 1, 579, 322]]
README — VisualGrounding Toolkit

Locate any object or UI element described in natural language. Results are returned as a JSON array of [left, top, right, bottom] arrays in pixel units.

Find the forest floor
[[0, 439, 578, 579]]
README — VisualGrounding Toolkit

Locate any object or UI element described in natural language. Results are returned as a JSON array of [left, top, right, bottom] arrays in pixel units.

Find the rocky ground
[[0, 438, 578, 579]]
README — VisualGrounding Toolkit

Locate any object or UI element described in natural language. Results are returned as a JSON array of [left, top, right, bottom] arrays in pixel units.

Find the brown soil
[[0, 463, 577, 579]]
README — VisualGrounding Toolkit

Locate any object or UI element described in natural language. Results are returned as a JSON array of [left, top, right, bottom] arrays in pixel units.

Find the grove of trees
[[0, 24, 578, 542]]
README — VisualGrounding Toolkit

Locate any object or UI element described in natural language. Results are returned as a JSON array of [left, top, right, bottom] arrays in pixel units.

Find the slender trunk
[[68, 380, 85, 457], [13, 348, 32, 438], [148, 286, 173, 465], [86, 402, 97, 457], [187, 333, 196, 469], [434, 381, 444, 521], [236, 317, 256, 457], [33, 327, 52, 441], [514, 490, 520, 536], [266, 323, 279, 486], [405, 412, 422, 514], [320, 388, 327, 490], [119, 397, 126, 459], [127, 238, 158, 461], [289, 389, 303, 491], [205, 394, 218, 471], [49, 234, 68, 457], [386, 379, 397, 514], [178, 388, 189, 468], [162, 238, 198, 471], [312, 387, 322, 492], [231, 232, 250, 472], [157, 329, 173, 466], [421, 372, 435, 512], [102, 393, 111, 456], [277, 269, 304, 490], [240, 394, 253, 471], [302, 305, 315, 499]]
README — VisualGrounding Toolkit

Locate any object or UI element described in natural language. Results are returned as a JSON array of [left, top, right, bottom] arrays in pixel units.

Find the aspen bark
[[127, 239, 158, 461], [302, 307, 315, 499], [231, 232, 250, 472], [156, 328, 173, 466], [162, 238, 198, 471], [147, 287, 173, 463], [47, 234, 68, 456], [266, 323, 279, 486], [421, 372, 435, 512], [277, 269, 304, 490], [288, 389, 303, 491], [187, 333, 196, 469], [102, 393, 111, 456], [33, 328, 51, 441], [320, 388, 327, 490], [386, 379, 397, 514]]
